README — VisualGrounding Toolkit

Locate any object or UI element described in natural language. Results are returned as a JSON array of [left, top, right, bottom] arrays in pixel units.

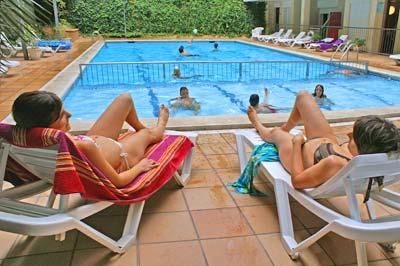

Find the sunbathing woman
[[247, 91, 399, 189], [12, 91, 169, 188]]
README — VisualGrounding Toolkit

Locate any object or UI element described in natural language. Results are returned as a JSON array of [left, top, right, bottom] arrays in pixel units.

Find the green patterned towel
[[228, 142, 279, 196]]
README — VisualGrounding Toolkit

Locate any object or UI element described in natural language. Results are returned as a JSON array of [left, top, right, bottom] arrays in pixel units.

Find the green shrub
[[65, 0, 253, 36]]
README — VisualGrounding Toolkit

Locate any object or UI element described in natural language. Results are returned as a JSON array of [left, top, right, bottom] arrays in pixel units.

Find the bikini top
[[314, 143, 352, 165]]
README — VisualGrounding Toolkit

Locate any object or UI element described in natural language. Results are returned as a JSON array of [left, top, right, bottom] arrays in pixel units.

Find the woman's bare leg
[[280, 91, 336, 141], [121, 105, 169, 165], [87, 93, 146, 139], [247, 106, 294, 171]]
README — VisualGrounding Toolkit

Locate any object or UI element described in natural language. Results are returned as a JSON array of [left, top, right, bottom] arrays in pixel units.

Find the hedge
[[66, 0, 254, 36]]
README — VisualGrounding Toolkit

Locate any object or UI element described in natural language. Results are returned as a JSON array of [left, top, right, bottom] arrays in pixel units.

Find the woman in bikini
[[12, 91, 170, 188], [247, 91, 399, 189]]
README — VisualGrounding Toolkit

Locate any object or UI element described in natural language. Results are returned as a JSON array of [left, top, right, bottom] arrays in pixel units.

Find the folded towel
[[228, 142, 279, 196]]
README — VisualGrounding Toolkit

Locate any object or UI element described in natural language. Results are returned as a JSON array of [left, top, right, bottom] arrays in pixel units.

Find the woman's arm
[[291, 156, 346, 189], [76, 141, 157, 188]]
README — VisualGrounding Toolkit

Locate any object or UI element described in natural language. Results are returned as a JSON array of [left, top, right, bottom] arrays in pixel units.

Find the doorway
[[275, 7, 280, 30]]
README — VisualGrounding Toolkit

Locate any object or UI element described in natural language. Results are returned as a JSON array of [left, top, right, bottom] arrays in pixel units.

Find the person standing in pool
[[213, 43, 219, 51], [312, 84, 334, 107], [169, 86, 200, 113]]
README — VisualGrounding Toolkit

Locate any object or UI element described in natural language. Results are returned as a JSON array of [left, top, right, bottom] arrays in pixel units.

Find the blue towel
[[36, 40, 72, 50], [228, 142, 279, 196]]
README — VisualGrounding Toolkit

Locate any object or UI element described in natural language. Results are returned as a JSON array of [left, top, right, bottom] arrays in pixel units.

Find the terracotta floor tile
[[0, 231, 19, 259], [240, 205, 303, 234], [8, 231, 77, 257], [186, 169, 223, 188], [71, 246, 137, 266], [192, 153, 212, 170], [2, 252, 72, 266], [143, 189, 187, 213], [138, 212, 197, 243], [75, 216, 126, 249], [290, 202, 327, 229], [326, 195, 392, 220], [220, 133, 236, 145], [201, 236, 272, 266], [390, 258, 400, 265], [183, 186, 236, 210], [207, 154, 239, 169], [227, 183, 276, 206], [198, 142, 235, 155], [196, 134, 226, 144], [192, 208, 253, 238], [258, 231, 334, 265], [140, 241, 206, 266], [310, 229, 387, 265]]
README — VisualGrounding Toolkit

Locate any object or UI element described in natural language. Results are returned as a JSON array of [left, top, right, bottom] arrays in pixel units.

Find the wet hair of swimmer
[[214, 43, 218, 49], [249, 94, 260, 107], [180, 86, 189, 94], [353, 115, 400, 154], [312, 84, 325, 98], [178, 46, 184, 53], [12, 91, 63, 128]]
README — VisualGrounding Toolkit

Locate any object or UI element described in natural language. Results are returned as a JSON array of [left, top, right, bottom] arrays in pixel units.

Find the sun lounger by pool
[[0, 124, 197, 253], [276, 31, 305, 46], [272, 29, 293, 44], [235, 129, 400, 266], [258, 29, 284, 42], [390, 54, 400, 65], [251, 27, 264, 39]]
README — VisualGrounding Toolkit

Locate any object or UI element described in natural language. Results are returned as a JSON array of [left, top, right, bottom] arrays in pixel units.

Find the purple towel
[[319, 39, 343, 51]]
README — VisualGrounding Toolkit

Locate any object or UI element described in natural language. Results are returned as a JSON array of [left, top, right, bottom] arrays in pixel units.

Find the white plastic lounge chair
[[290, 31, 314, 47], [235, 129, 400, 266], [276, 31, 305, 46], [251, 27, 264, 39], [272, 29, 293, 44], [0, 129, 197, 253], [0, 59, 20, 68], [258, 29, 284, 42], [0, 65, 8, 75], [390, 54, 400, 65]]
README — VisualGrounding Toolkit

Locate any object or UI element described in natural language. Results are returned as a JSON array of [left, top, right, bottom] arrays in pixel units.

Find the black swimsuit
[[313, 143, 352, 164]]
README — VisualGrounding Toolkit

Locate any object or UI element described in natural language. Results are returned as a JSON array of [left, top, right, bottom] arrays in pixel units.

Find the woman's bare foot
[[247, 106, 261, 128], [158, 104, 169, 127]]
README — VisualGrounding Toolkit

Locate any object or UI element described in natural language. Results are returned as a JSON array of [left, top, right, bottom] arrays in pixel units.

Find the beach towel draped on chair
[[0, 123, 193, 204]]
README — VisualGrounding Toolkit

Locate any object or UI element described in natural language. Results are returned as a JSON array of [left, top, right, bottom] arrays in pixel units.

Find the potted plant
[[58, 19, 79, 42], [311, 33, 322, 42], [353, 38, 366, 52]]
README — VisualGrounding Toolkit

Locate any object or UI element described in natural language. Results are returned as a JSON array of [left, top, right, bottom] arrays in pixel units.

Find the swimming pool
[[63, 41, 400, 120]]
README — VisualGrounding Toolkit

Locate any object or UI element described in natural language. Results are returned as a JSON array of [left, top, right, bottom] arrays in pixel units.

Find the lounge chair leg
[[235, 134, 248, 173], [274, 179, 297, 255], [355, 241, 368, 266]]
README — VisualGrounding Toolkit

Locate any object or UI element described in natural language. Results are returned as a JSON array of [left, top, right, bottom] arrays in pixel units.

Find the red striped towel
[[0, 124, 193, 204]]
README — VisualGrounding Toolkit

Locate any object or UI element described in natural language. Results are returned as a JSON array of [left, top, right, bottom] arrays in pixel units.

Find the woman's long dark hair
[[12, 91, 62, 128]]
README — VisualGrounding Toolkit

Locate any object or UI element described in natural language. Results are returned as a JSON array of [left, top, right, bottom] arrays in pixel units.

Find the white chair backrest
[[294, 32, 305, 40], [0, 142, 57, 184], [251, 27, 264, 37], [282, 29, 293, 39], [307, 153, 400, 198], [339, 35, 348, 42]]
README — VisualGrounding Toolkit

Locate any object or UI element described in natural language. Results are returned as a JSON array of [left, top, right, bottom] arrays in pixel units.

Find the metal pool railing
[[78, 60, 368, 86]]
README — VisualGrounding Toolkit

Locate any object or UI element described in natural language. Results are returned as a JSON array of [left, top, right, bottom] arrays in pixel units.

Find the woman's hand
[[136, 158, 159, 172], [292, 133, 306, 145]]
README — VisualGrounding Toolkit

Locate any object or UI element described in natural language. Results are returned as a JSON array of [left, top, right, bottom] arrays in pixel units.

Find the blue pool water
[[63, 41, 400, 120]]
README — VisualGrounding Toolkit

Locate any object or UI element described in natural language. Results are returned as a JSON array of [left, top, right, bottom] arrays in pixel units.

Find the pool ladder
[[330, 41, 359, 61]]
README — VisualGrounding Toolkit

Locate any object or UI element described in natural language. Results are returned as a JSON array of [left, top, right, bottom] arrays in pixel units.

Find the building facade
[[264, 0, 400, 54]]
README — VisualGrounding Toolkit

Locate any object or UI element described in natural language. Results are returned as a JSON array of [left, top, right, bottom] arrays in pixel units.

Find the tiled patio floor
[[0, 37, 400, 265]]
